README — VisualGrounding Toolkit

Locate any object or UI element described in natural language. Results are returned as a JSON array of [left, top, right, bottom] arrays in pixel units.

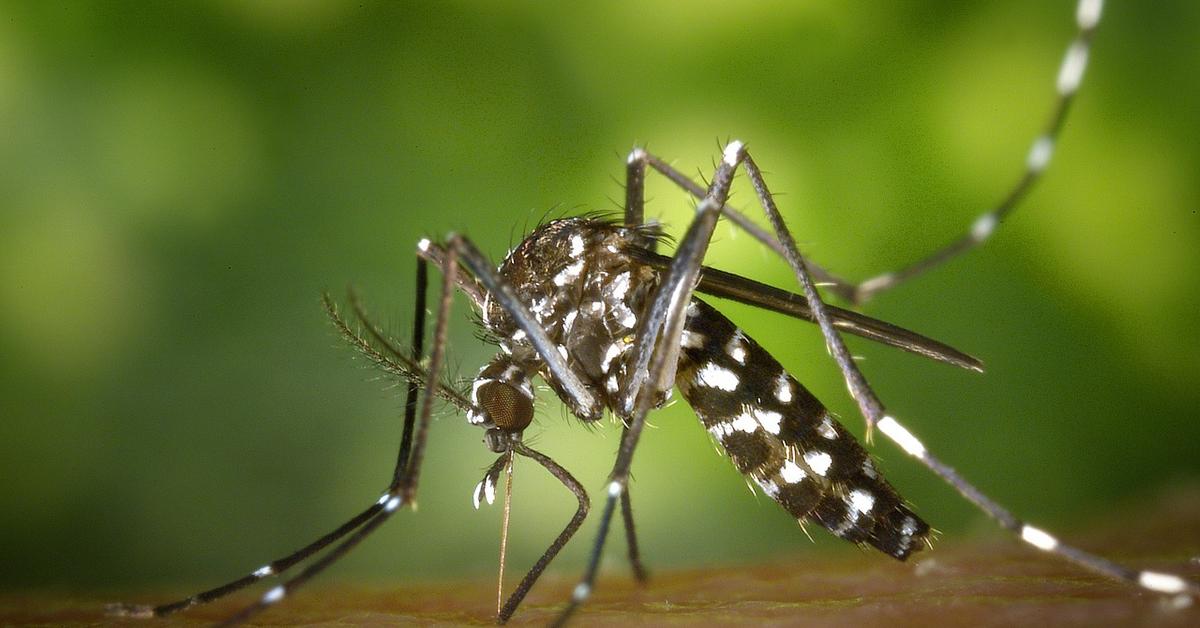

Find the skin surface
[[7, 486, 1198, 627]]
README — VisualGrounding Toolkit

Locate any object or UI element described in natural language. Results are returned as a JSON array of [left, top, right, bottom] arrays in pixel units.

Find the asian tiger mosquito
[[108, 0, 1198, 624]]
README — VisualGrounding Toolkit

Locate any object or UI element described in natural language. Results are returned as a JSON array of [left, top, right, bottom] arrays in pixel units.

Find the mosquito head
[[468, 355, 536, 451]]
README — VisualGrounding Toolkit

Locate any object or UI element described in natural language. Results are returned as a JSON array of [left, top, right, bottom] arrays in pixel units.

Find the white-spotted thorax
[[472, 217, 666, 436]]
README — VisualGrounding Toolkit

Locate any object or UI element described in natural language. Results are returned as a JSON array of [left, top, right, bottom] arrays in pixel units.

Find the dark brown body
[[479, 217, 930, 559]]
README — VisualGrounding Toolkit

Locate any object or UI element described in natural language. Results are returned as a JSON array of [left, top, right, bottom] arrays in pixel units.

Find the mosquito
[[109, 0, 1197, 624]]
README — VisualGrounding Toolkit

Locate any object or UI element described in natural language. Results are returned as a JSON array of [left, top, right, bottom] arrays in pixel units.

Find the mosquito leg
[[394, 241, 456, 503], [634, 148, 855, 299], [414, 238, 487, 308], [624, 147, 647, 229], [105, 503, 386, 619], [617, 150, 669, 585], [108, 249, 445, 620], [497, 443, 590, 624], [214, 239, 461, 626], [553, 141, 744, 626], [849, 0, 1103, 304], [395, 254, 428, 478], [619, 483, 649, 584], [345, 258, 431, 480], [635, 3, 1104, 306], [741, 149, 888, 438], [735, 144, 1199, 602], [618, 422, 648, 584]]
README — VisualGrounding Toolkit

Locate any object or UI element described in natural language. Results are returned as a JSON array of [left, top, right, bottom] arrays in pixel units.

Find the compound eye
[[477, 381, 533, 432]]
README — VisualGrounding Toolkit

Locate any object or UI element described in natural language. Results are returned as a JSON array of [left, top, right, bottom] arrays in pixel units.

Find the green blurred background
[[2, 0, 1197, 594]]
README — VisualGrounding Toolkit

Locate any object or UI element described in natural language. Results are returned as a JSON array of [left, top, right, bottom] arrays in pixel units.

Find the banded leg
[[620, 154, 681, 586], [106, 255, 454, 620], [362, 228, 627, 622], [730, 141, 1200, 602], [209, 241, 462, 626], [632, 0, 1105, 305], [845, 0, 1103, 303], [554, 141, 744, 626]]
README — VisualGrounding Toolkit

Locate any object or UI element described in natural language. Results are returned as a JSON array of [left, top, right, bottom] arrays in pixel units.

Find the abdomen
[[676, 298, 930, 560]]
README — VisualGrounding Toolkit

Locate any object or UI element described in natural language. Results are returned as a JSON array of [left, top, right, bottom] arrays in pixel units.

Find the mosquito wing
[[626, 247, 982, 372]]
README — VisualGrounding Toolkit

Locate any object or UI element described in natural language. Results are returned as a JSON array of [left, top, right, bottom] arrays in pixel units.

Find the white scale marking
[[695, 363, 739, 391], [503, 364, 522, 380], [1077, 0, 1103, 30], [749, 407, 782, 434], [608, 481, 623, 497], [253, 565, 274, 578], [1057, 40, 1089, 95], [780, 460, 807, 484], [878, 415, 927, 459], [472, 481, 485, 509], [723, 140, 745, 166], [610, 271, 631, 300], [1020, 525, 1058, 551], [848, 489, 875, 515], [416, 238, 431, 252], [553, 259, 585, 286], [803, 450, 833, 477], [898, 517, 918, 552], [1138, 571, 1188, 594], [262, 585, 285, 604], [755, 477, 781, 498], [681, 329, 705, 349], [619, 308, 637, 329], [862, 458, 878, 479], [1027, 136, 1054, 173], [570, 233, 585, 257], [572, 582, 591, 602], [774, 373, 793, 403], [384, 496, 402, 512], [601, 341, 626, 373], [816, 415, 838, 440], [726, 331, 747, 364], [858, 272, 894, 296], [708, 422, 733, 438], [729, 412, 759, 434], [970, 213, 997, 242], [562, 310, 577, 334], [484, 475, 497, 505], [471, 377, 494, 403], [511, 329, 526, 341]]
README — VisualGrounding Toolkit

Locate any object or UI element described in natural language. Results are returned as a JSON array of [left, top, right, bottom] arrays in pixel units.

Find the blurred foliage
[[1, 0, 1197, 594]]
